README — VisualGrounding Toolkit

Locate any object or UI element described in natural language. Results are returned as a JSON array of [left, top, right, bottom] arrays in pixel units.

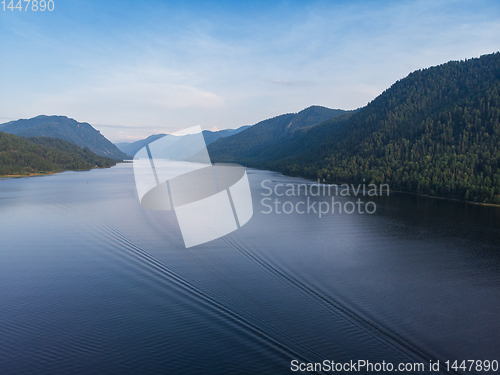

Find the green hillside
[[0, 132, 117, 176], [0, 115, 129, 160], [207, 106, 348, 163]]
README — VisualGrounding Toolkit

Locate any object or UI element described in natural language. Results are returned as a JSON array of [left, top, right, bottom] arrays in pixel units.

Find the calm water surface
[[1, 164, 499, 374]]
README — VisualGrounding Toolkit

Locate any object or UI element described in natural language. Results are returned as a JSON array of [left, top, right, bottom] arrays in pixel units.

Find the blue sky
[[1, 0, 499, 142]]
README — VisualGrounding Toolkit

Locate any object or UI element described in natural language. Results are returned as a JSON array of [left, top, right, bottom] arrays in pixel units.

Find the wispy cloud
[[268, 80, 316, 87]]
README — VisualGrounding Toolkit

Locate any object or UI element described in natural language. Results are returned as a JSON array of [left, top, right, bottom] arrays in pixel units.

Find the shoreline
[[257, 168, 500, 208], [0, 163, 122, 179], [386, 189, 500, 208], [2, 164, 498, 208], [0, 171, 59, 179]]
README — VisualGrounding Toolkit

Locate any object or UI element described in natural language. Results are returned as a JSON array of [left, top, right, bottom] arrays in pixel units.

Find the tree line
[[0, 132, 117, 176]]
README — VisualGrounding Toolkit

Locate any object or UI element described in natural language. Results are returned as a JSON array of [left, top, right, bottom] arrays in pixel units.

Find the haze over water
[[1, 164, 499, 374]]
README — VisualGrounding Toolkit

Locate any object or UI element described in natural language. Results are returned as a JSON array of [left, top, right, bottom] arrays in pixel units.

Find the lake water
[[1, 163, 499, 374]]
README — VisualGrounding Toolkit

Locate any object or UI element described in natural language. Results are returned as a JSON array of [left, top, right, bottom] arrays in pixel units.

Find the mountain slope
[[207, 105, 347, 163], [259, 52, 500, 204], [0, 115, 128, 160], [0, 132, 117, 176], [202, 126, 251, 146]]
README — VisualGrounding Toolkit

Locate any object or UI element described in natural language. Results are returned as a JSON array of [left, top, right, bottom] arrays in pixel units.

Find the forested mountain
[[0, 132, 117, 176], [207, 106, 347, 163], [211, 52, 500, 204], [115, 125, 251, 157], [0, 115, 128, 160]]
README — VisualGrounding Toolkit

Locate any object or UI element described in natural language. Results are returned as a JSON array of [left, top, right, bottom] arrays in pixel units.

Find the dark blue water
[[1, 164, 499, 374]]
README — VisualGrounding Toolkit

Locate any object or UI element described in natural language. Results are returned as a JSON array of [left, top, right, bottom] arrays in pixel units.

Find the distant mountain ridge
[[115, 134, 167, 157], [0, 115, 128, 160], [115, 126, 251, 157]]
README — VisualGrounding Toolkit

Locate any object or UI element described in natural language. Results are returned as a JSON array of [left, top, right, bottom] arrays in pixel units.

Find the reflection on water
[[0, 164, 499, 374]]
